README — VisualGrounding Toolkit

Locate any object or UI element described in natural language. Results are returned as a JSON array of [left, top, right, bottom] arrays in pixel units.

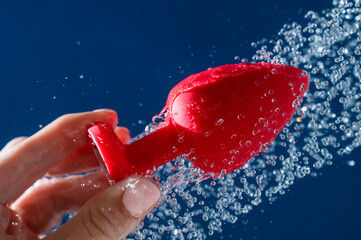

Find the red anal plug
[[88, 63, 309, 183]]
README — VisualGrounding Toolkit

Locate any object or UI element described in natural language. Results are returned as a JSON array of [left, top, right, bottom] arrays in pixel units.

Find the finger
[[0, 109, 118, 204], [0, 204, 10, 232], [0, 232, 16, 240], [47, 126, 131, 176], [11, 171, 109, 234], [0, 137, 27, 153], [46, 144, 99, 176], [45, 176, 161, 240], [4, 208, 38, 240], [114, 127, 131, 145]]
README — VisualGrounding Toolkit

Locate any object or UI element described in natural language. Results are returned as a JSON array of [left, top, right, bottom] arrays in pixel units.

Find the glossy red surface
[[88, 63, 309, 182]]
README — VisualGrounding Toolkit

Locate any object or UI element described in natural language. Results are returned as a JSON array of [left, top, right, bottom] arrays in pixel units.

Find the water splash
[[113, 1, 361, 239]]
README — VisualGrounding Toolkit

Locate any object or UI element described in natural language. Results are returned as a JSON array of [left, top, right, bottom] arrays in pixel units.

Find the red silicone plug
[[88, 63, 309, 183]]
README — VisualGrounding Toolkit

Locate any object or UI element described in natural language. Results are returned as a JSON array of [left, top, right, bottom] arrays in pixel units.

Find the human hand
[[0, 109, 161, 240]]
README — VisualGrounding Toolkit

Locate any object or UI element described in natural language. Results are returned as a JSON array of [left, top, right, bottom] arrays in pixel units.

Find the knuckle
[[1, 136, 27, 152], [53, 115, 73, 134], [53, 113, 85, 142], [83, 204, 120, 239], [55, 113, 78, 126]]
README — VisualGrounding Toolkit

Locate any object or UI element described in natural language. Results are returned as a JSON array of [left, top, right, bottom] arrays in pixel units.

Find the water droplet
[[205, 131, 212, 137], [215, 119, 224, 125], [347, 160, 355, 167], [154, 175, 161, 182], [237, 114, 244, 120]]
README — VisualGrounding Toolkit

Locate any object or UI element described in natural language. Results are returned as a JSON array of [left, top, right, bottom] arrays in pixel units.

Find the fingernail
[[93, 109, 118, 128], [93, 108, 113, 112], [122, 178, 161, 218], [0, 205, 10, 232]]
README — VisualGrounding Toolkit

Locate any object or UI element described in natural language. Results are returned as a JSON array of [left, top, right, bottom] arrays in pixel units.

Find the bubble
[[152, 109, 168, 125], [347, 160, 355, 166], [205, 131, 213, 137], [215, 119, 225, 125], [237, 114, 244, 120]]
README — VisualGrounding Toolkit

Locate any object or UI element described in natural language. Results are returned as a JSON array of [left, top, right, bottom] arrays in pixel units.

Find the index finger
[[0, 109, 118, 204]]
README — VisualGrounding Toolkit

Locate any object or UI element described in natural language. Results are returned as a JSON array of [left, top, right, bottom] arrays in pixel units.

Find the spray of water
[[70, 1, 360, 239], [132, 1, 361, 240]]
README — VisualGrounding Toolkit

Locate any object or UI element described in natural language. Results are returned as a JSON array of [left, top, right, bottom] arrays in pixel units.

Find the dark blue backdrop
[[0, 0, 360, 239]]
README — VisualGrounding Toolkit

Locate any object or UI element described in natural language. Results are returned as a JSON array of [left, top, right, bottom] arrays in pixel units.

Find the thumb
[[45, 176, 161, 240]]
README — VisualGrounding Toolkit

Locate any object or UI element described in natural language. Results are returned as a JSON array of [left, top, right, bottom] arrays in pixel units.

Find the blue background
[[0, 0, 360, 239]]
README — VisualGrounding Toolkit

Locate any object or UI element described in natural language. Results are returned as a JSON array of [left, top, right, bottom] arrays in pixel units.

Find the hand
[[0, 109, 161, 240]]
